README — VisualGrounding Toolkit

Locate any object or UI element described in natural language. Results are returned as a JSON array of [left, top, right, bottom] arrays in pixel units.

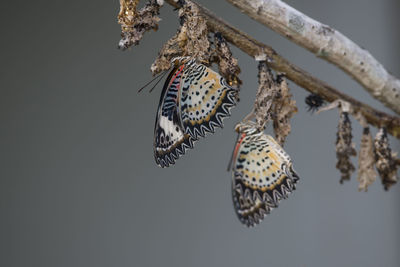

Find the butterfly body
[[229, 121, 299, 227], [154, 57, 237, 167]]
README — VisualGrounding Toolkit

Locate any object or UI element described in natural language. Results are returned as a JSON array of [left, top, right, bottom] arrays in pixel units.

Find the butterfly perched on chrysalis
[[228, 121, 299, 227], [154, 57, 238, 168]]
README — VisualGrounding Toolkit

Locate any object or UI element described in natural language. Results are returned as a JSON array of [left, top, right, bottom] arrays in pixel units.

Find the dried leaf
[[272, 75, 297, 145], [357, 127, 377, 191], [118, 0, 161, 50], [374, 128, 398, 190], [213, 32, 241, 87], [253, 61, 278, 130], [336, 111, 357, 183]]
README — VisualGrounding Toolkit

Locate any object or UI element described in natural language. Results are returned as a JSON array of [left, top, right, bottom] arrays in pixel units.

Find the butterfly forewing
[[153, 65, 196, 168], [230, 123, 299, 227]]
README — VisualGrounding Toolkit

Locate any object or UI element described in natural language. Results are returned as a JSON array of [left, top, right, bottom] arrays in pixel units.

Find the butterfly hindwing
[[230, 122, 299, 227], [154, 66, 196, 168], [180, 61, 237, 139]]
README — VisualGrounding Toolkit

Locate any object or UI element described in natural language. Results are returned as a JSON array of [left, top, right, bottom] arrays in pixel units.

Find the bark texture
[[227, 0, 400, 115]]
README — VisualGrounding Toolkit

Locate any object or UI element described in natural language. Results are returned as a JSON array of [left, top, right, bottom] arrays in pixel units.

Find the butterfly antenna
[[137, 70, 168, 93], [149, 69, 169, 93]]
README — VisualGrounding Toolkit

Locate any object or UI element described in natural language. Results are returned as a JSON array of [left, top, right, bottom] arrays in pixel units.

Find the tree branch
[[164, 0, 400, 139], [226, 0, 400, 115]]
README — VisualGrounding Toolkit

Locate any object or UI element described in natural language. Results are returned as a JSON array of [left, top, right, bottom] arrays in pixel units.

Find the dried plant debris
[[316, 99, 356, 182], [272, 75, 297, 146], [117, 0, 161, 50], [213, 32, 241, 87], [252, 63, 297, 143], [180, 1, 211, 62], [151, 29, 186, 74], [374, 128, 398, 191], [253, 61, 279, 130], [151, 0, 211, 74], [336, 111, 357, 183], [305, 93, 325, 112], [357, 127, 377, 191]]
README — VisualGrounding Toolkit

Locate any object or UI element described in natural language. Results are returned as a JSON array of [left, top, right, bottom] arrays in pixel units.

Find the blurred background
[[1, 0, 399, 266]]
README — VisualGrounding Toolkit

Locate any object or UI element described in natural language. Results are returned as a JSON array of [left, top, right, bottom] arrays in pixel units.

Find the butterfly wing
[[180, 62, 237, 139], [154, 66, 196, 168], [231, 132, 299, 227]]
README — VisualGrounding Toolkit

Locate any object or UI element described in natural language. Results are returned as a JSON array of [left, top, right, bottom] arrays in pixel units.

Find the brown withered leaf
[[253, 61, 278, 131], [272, 75, 297, 146], [374, 128, 398, 191], [118, 0, 161, 50], [357, 127, 377, 192], [336, 111, 357, 183], [213, 32, 241, 87]]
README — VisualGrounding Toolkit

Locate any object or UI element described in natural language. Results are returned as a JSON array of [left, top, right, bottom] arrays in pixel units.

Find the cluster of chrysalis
[[310, 99, 399, 191], [118, 0, 399, 226]]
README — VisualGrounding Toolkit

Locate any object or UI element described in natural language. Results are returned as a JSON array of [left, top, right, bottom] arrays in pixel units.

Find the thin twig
[[164, 0, 400, 139], [226, 0, 400, 115]]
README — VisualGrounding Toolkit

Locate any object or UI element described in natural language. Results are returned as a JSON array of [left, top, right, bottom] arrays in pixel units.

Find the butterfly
[[228, 121, 299, 227], [154, 57, 238, 168]]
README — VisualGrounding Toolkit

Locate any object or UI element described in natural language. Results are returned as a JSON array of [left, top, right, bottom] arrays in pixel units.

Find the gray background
[[1, 0, 399, 266]]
